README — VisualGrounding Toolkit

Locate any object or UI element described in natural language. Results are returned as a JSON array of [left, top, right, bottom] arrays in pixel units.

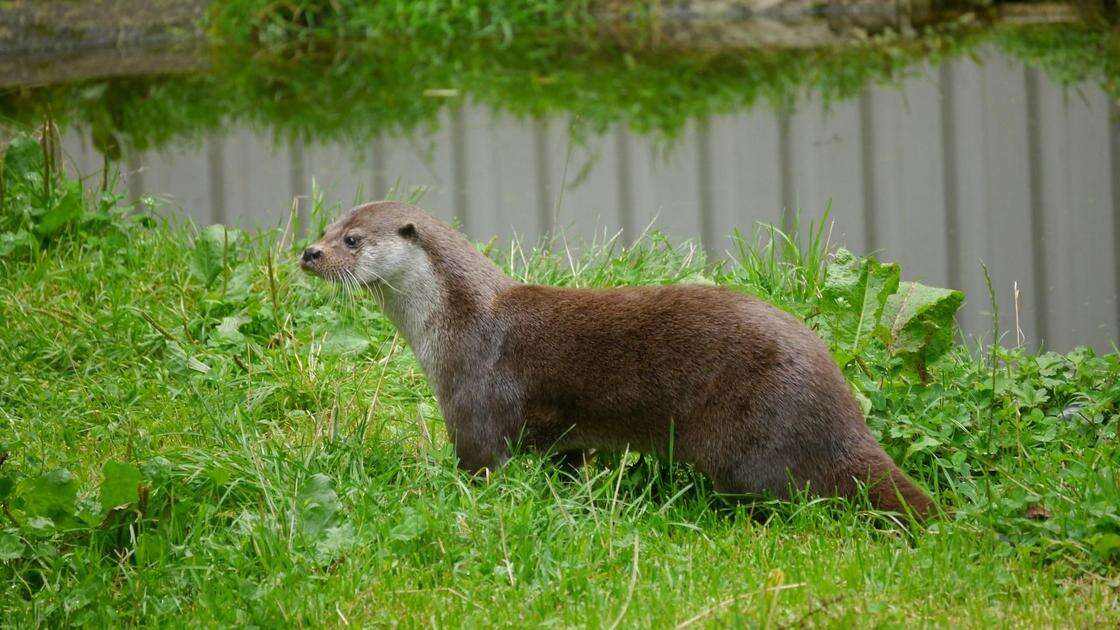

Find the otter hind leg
[[674, 419, 797, 500], [683, 409, 851, 503], [704, 452, 804, 500]]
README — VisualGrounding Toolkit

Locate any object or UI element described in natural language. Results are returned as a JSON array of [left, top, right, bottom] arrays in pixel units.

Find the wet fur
[[303, 202, 936, 519]]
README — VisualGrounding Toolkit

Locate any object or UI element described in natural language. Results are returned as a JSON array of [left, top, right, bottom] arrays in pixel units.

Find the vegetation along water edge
[[2, 2, 1119, 152]]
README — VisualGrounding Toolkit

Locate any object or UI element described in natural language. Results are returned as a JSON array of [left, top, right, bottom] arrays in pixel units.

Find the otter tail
[[867, 460, 936, 521], [841, 446, 937, 522]]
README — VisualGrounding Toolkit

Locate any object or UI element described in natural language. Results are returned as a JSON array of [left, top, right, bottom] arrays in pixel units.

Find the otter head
[[299, 201, 422, 288]]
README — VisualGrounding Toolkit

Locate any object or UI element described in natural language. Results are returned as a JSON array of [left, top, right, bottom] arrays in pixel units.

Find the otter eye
[[343, 234, 361, 249]]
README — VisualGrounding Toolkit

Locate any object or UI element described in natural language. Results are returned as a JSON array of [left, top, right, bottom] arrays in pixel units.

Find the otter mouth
[[300, 264, 345, 283], [299, 258, 365, 287], [299, 247, 379, 288], [299, 259, 329, 280], [299, 258, 325, 277]]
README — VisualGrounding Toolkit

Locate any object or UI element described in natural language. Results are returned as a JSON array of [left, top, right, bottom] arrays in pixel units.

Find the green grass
[[1, 140, 1119, 625]]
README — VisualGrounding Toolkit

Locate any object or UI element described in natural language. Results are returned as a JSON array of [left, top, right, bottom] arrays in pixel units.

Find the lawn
[[1, 137, 1119, 626]]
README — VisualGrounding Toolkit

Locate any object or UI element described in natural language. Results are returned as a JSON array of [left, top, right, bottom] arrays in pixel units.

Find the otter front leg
[[452, 427, 510, 475], [443, 394, 516, 476]]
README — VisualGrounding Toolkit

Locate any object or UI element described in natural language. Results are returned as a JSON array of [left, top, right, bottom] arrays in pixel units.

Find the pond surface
[[33, 46, 1120, 353]]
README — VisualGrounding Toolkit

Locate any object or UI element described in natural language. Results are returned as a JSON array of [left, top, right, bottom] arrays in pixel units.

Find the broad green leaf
[[1091, 532, 1120, 562], [213, 315, 250, 345], [206, 465, 231, 487], [2, 137, 42, 183], [320, 327, 371, 356], [186, 355, 212, 374], [26, 516, 55, 534], [0, 531, 23, 561], [852, 389, 872, 417], [879, 281, 965, 376], [905, 434, 941, 457], [18, 469, 78, 523], [191, 224, 243, 288], [0, 230, 35, 258], [63, 580, 97, 614], [314, 523, 357, 563], [0, 473, 14, 500], [296, 474, 340, 538], [35, 182, 85, 237], [390, 508, 428, 543], [222, 263, 255, 304], [678, 271, 716, 286], [820, 249, 900, 366], [99, 461, 141, 511], [141, 456, 172, 482]]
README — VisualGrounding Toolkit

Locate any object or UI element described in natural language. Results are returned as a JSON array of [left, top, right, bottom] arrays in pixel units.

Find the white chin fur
[[352, 241, 443, 377], [352, 239, 431, 289]]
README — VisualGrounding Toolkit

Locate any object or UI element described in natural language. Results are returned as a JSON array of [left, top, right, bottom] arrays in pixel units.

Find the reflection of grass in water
[[1, 22, 1117, 153], [206, 0, 599, 46], [990, 21, 1120, 86]]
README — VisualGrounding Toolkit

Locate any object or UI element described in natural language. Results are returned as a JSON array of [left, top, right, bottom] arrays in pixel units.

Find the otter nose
[[302, 247, 322, 264]]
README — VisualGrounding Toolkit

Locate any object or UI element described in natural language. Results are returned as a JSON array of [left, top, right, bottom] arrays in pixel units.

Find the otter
[[300, 201, 935, 519]]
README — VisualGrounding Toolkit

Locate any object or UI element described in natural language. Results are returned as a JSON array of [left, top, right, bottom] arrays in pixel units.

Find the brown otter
[[300, 201, 935, 519]]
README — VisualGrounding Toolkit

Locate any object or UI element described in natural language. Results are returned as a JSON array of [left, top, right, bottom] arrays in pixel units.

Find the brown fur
[[302, 201, 936, 520]]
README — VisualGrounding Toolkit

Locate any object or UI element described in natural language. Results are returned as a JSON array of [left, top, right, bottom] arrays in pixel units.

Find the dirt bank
[[0, 0, 206, 56]]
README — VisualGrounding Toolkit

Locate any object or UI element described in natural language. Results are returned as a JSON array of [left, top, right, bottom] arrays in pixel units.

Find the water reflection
[[59, 50, 1119, 353]]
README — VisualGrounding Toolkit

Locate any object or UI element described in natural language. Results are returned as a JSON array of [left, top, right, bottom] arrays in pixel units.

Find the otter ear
[[398, 223, 417, 240]]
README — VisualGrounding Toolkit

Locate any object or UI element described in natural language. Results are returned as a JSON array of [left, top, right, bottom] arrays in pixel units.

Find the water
[[36, 50, 1120, 353]]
